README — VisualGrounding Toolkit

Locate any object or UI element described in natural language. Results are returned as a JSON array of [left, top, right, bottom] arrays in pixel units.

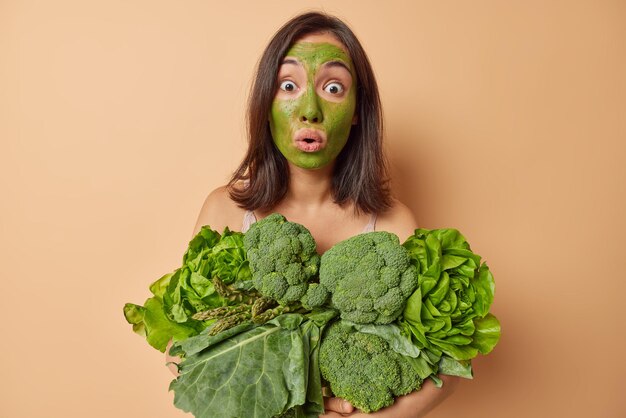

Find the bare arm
[[192, 186, 246, 235], [165, 186, 246, 376]]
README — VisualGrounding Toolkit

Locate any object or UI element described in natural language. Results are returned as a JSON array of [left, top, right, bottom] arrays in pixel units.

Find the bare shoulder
[[375, 199, 419, 242], [192, 185, 247, 236]]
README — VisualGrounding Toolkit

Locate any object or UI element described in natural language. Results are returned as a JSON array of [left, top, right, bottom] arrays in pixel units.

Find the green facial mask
[[269, 42, 357, 169]]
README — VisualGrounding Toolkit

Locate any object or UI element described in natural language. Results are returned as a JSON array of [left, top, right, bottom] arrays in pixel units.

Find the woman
[[170, 12, 460, 417]]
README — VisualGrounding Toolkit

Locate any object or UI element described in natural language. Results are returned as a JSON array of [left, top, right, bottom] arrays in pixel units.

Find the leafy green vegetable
[[470, 313, 501, 354], [123, 273, 204, 352], [211, 228, 252, 286], [170, 314, 326, 418], [438, 355, 473, 379], [163, 267, 223, 323], [182, 226, 221, 275], [125, 297, 201, 352], [401, 228, 501, 364], [170, 321, 256, 358], [125, 217, 502, 417], [350, 322, 421, 358], [125, 226, 253, 351], [163, 226, 255, 324]]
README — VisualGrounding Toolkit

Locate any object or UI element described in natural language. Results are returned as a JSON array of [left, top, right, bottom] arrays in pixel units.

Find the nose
[[298, 87, 323, 124]]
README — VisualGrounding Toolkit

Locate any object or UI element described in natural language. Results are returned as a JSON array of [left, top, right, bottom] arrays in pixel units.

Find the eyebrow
[[280, 58, 351, 73], [281, 58, 301, 66], [322, 60, 351, 73]]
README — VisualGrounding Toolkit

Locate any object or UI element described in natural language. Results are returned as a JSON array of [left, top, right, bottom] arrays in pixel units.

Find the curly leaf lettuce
[[124, 226, 233, 350], [163, 266, 224, 323], [401, 228, 501, 364], [182, 226, 221, 275], [162, 226, 225, 323], [123, 273, 204, 352], [211, 228, 252, 286]]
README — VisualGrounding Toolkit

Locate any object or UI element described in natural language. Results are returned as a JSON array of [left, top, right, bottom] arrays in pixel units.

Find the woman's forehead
[[294, 32, 347, 50], [283, 33, 354, 73]]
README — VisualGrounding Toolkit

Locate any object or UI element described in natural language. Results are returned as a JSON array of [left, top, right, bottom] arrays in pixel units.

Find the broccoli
[[244, 213, 321, 305], [319, 231, 418, 324], [319, 321, 422, 413], [300, 283, 330, 310]]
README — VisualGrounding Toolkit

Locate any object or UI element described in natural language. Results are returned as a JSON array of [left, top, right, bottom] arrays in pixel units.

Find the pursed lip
[[293, 128, 326, 152]]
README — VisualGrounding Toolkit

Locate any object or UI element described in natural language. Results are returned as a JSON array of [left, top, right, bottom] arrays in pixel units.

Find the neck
[[284, 162, 335, 208]]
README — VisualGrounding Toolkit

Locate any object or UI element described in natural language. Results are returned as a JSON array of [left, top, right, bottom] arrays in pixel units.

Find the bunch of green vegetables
[[123, 226, 253, 352], [124, 214, 500, 417], [399, 229, 501, 380]]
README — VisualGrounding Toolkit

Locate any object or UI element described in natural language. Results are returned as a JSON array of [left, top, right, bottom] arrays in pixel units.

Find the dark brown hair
[[228, 12, 391, 214]]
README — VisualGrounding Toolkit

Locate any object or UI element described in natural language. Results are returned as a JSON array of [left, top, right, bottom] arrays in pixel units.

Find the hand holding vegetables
[[124, 215, 500, 417]]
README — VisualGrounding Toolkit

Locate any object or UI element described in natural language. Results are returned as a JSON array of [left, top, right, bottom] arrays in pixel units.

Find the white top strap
[[362, 213, 377, 233], [241, 210, 257, 233]]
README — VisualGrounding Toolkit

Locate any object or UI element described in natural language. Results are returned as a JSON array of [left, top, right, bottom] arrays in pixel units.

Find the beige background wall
[[1, 1, 624, 417]]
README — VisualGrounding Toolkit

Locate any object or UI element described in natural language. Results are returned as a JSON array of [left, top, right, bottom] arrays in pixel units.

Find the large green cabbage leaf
[[169, 314, 327, 418]]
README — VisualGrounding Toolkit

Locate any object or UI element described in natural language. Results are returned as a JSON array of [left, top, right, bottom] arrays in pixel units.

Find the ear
[[352, 114, 358, 125]]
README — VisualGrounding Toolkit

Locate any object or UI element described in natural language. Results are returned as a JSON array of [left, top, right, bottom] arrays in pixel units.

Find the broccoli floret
[[300, 283, 330, 309], [244, 213, 320, 305], [319, 232, 418, 324], [319, 322, 422, 413]]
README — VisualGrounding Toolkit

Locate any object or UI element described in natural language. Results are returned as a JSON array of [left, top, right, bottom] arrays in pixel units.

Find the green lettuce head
[[124, 225, 254, 351], [401, 229, 501, 362], [165, 226, 253, 323], [210, 228, 252, 287]]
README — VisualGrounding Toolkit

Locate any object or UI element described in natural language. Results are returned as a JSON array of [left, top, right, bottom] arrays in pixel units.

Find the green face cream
[[269, 41, 357, 169]]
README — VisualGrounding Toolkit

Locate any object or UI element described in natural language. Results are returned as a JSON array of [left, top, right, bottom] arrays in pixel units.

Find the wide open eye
[[279, 80, 298, 92], [323, 82, 344, 95]]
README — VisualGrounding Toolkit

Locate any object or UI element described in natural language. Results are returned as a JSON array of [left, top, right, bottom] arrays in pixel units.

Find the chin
[[291, 158, 331, 170]]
